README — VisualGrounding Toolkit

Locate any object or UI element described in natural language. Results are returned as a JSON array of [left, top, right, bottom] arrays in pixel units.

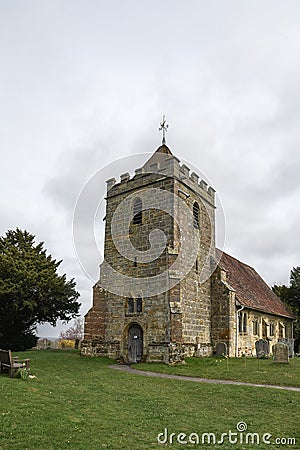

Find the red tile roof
[[216, 249, 294, 319]]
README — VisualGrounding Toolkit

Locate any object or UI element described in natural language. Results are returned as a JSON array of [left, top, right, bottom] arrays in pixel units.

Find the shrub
[[57, 339, 75, 349]]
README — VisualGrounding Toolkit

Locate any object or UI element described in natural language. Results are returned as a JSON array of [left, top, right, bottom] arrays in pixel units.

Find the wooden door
[[128, 324, 143, 363]]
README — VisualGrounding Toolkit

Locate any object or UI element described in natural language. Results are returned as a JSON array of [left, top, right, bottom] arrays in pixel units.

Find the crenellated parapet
[[106, 152, 215, 206]]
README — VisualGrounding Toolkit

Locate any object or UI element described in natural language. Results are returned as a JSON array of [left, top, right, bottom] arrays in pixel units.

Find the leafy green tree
[[272, 266, 300, 352], [0, 228, 80, 350]]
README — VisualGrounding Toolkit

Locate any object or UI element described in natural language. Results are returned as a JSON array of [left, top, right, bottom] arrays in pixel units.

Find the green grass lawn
[[138, 356, 300, 388], [0, 351, 299, 450]]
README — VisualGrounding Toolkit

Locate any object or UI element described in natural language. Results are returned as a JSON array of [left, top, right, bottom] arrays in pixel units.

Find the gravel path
[[109, 364, 300, 392]]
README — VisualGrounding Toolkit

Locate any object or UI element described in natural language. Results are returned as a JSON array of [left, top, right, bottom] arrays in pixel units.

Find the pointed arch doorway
[[128, 323, 143, 363]]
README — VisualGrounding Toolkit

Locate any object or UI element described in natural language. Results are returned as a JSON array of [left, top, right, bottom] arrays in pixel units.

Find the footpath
[[110, 364, 300, 392]]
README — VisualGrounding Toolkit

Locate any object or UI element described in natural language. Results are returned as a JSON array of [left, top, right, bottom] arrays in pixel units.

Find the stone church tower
[[82, 140, 217, 363], [82, 129, 294, 361]]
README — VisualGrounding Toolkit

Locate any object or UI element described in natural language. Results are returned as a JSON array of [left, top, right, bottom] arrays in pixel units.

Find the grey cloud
[[1, 0, 300, 335]]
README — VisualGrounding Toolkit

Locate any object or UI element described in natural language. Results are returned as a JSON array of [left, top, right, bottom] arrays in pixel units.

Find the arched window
[[127, 297, 134, 313], [136, 297, 143, 313], [193, 202, 200, 229], [133, 198, 142, 224]]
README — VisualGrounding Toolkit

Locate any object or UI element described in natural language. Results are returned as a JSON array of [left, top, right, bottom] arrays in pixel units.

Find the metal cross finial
[[159, 115, 169, 144]]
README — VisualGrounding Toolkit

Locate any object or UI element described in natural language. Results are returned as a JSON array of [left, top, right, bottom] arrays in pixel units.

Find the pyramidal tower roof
[[143, 116, 173, 169], [143, 143, 173, 171], [154, 143, 173, 156]]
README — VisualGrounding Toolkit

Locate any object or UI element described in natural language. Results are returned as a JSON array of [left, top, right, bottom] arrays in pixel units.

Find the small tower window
[[193, 202, 200, 229], [136, 297, 143, 313], [127, 297, 134, 313], [133, 198, 142, 224]]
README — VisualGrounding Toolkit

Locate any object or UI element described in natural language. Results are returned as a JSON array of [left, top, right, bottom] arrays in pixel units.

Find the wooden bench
[[0, 349, 30, 378]]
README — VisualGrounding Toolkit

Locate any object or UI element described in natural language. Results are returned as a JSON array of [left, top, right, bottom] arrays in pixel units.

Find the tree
[[59, 318, 84, 349], [0, 228, 80, 351], [272, 266, 300, 352]]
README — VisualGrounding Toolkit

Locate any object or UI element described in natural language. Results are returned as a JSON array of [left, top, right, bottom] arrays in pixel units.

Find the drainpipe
[[236, 304, 245, 358]]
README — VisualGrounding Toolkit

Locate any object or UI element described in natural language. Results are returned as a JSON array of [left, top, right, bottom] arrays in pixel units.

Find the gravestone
[[273, 342, 289, 364], [255, 339, 269, 358], [216, 342, 227, 356], [278, 338, 294, 358]]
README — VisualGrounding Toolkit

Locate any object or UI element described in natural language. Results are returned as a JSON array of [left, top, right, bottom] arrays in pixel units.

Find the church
[[81, 128, 294, 362]]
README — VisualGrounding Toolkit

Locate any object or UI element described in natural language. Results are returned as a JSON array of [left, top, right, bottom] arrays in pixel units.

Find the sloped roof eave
[[234, 298, 295, 320], [216, 249, 294, 320]]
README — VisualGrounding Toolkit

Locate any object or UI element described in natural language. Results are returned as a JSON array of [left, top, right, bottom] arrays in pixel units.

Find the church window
[[133, 198, 142, 224], [193, 202, 200, 229], [195, 258, 199, 273], [239, 314, 243, 333], [239, 312, 247, 333], [136, 297, 143, 313], [253, 319, 259, 335], [126, 296, 143, 314], [127, 298, 134, 313], [243, 313, 247, 333], [269, 322, 275, 336], [286, 325, 292, 339], [279, 322, 285, 338], [279, 325, 283, 338], [262, 319, 268, 339]]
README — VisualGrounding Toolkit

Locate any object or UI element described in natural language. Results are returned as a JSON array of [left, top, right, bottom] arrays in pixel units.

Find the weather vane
[[159, 115, 169, 144]]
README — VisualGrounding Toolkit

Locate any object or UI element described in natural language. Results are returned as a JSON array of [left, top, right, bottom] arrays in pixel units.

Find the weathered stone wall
[[171, 179, 215, 356], [211, 265, 239, 357], [83, 291, 171, 361], [238, 310, 293, 357], [82, 151, 217, 362], [83, 284, 107, 341], [210, 265, 294, 357], [83, 171, 175, 361]]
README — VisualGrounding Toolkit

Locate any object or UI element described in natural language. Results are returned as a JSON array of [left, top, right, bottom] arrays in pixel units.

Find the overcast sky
[[1, 1, 300, 337]]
